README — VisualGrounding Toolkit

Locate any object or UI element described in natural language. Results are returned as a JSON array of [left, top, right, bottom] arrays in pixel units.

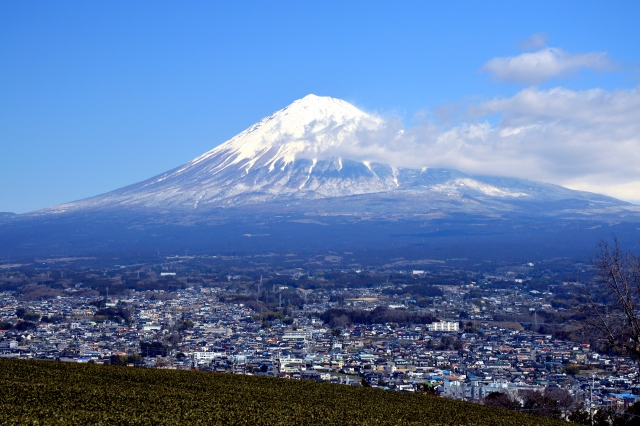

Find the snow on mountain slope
[[40, 94, 627, 214], [189, 94, 382, 173]]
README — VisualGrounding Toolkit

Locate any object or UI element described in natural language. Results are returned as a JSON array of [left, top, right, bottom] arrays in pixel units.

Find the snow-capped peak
[[188, 94, 382, 173]]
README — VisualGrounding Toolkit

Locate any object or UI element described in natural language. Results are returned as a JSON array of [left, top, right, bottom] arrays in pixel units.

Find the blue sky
[[1, 1, 639, 213]]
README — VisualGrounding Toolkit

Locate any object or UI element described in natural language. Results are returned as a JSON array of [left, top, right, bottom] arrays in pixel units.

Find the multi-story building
[[427, 321, 459, 332]]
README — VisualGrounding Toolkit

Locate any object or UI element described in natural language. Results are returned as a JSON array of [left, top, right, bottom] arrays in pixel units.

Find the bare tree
[[483, 391, 520, 411], [483, 389, 575, 420], [580, 237, 640, 358]]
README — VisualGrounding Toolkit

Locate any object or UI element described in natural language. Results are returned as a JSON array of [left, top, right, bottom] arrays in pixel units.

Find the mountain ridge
[[28, 94, 629, 218]]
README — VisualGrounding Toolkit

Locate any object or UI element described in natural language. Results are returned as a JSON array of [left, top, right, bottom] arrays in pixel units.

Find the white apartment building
[[282, 331, 311, 342], [427, 321, 459, 332]]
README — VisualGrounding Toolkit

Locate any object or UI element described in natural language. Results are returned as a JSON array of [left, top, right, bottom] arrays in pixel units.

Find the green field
[[0, 359, 570, 425]]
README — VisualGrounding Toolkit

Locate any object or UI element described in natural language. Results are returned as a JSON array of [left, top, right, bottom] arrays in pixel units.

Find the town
[[0, 253, 636, 418]]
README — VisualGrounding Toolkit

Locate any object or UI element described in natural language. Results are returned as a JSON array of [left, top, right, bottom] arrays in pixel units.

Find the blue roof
[[612, 393, 639, 399]]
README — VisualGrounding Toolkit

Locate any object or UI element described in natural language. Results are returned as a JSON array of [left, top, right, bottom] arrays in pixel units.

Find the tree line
[[320, 306, 437, 328]]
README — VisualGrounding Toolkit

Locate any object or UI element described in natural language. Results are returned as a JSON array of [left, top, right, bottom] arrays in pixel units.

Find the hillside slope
[[0, 359, 570, 425]]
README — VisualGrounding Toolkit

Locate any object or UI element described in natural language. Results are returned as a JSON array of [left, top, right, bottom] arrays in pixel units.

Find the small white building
[[192, 351, 225, 363], [282, 331, 311, 342], [427, 321, 459, 332]]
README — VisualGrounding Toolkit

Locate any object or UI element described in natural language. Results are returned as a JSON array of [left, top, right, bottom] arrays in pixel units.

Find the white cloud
[[517, 33, 548, 50], [300, 86, 640, 203], [437, 86, 640, 201], [564, 180, 640, 204], [481, 47, 614, 84]]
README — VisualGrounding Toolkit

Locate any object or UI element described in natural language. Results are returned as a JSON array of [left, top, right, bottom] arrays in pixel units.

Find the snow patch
[[300, 158, 317, 189], [433, 178, 528, 197]]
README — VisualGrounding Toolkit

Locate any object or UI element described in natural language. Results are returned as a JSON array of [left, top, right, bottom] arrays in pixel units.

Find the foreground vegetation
[[0, 359, 570, 425]]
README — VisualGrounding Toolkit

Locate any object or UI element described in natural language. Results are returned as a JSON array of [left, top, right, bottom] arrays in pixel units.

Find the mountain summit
[[195, 94, 381, 168], [42, 95, 625, 215]]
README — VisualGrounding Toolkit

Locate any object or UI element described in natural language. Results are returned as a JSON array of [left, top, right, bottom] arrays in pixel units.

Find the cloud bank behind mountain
[[297, 85, 640, 203]]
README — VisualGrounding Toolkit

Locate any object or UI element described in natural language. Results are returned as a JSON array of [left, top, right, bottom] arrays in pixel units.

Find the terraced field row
[[0, 359, 570, 425]]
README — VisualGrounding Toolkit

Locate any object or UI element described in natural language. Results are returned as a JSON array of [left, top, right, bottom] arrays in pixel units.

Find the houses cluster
[[1, 281, 639, 412]]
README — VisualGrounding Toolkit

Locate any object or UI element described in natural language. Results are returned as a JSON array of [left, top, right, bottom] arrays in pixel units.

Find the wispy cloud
[[481, 47, 614, 85], [299, 86, 640, 203], [517, 32, 548, 50]]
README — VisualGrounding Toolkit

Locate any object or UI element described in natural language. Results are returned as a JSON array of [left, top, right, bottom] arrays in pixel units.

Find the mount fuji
[[36, 94, 628, 216], [4, 95, 640, 260]]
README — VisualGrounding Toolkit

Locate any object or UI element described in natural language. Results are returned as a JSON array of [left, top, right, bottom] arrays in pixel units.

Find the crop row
[[0, 359, 570, 425]]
